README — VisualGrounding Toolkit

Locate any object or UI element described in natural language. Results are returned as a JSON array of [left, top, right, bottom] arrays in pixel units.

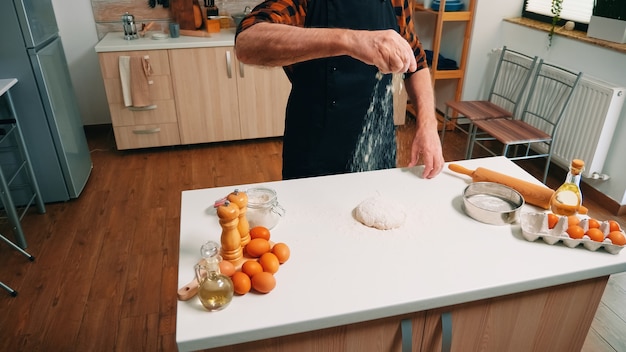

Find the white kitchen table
[[177, 156, 626, 351]]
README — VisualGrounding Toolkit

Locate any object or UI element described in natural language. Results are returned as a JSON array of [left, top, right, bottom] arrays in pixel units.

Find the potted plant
[[587, 0, 626, 43], [548, 0, 563, 47]]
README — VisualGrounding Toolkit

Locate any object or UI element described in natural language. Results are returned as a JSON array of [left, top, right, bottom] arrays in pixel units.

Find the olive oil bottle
[[195, 241, 234, 311], [550, 159, 584, 216]]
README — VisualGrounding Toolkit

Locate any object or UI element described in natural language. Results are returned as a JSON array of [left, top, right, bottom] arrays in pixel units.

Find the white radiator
[[536, 74, 625, 178], [553, 76, 624, 178]]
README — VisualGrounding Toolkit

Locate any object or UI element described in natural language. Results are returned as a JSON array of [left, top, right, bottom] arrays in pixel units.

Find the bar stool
[[0, 78, 46, 296]]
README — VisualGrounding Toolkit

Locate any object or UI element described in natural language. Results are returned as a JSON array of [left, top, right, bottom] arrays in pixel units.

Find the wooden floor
[[1, 117, 625, 351]]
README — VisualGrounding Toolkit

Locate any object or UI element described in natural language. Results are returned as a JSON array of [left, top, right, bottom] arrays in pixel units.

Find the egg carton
[[520, 212, 625, 254]]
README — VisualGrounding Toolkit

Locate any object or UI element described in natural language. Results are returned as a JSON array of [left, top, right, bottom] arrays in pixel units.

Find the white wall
[[463, 0, 626, 206], [51, 0, 110, 125]]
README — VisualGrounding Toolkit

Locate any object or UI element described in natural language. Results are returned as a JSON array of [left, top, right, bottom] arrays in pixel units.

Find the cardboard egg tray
[[520, 212, 625, 254]]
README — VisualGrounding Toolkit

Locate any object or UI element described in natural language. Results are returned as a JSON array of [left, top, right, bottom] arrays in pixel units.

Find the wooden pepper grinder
[[217, 200, 242, 262], [227, 189, 250, 248]]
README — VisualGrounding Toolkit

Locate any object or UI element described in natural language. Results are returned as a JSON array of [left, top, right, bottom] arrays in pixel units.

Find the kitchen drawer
[[103, 75, 174, 104], [108, 99, 177, 126], [113, 123, 181, 150], [98, 50, 171, 78]]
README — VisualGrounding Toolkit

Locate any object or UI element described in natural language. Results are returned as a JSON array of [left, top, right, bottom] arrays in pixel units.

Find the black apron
[[282, 0, 399, 179]]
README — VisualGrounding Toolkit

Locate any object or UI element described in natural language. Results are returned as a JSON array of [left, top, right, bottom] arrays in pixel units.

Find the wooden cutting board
[[170, 0, 196, 30]]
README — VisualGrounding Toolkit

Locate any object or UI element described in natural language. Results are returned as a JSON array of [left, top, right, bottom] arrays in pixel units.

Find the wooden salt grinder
[[217, 200, 242, 262], [227, 189, 250, 248]]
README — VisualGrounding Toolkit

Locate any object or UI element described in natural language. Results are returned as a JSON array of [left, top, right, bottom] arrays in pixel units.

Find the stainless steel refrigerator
[[0, 0, 92, 203]]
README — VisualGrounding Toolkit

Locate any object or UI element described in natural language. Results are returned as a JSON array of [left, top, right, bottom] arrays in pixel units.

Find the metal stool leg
[[0, 233, 34, 297], [0, 89, 46, 249], [0, 233, 35, 261], [0, 281, 18, 297]]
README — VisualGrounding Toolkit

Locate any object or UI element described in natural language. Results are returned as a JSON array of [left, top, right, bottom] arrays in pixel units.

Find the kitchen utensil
[[232, 13, 246, 27], [178, 277, 199, 300], [463, 182, 524, 225], [232, 6, 252, 28], [139, 21, 154, 38], [170, 0, 196, 30], [122, 13, 138, 40], [449, 163, 554, 209], [193, 4, 203, 29], [178, 29, 212, 37], [169, 23, 180, 38]]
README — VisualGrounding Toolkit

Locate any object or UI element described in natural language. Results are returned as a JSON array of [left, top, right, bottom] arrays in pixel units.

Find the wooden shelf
[[432, 69, 464, 80], [408, 0, 476, 129]]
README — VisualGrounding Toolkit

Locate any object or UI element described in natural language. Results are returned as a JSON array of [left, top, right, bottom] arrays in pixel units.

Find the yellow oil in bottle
[[197, 271, 234, 311], [550, 159, 584, 216], [195, 241, 234, 311]]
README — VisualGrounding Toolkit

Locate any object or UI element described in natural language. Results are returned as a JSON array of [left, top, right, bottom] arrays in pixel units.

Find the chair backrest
[[488, 46, 539, 115], [519, 60, 582, 137]]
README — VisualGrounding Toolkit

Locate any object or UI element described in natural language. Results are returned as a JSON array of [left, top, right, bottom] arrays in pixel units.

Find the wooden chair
[[467, 61, 583, 183], [441, 47, 539, 159]]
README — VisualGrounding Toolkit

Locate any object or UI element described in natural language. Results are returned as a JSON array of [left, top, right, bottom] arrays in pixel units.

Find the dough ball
[[355, 196, 406, 230]]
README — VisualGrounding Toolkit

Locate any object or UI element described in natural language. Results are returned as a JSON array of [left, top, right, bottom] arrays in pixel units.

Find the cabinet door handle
[[400, 318, 412, 352], [128, 105, 157, 111], [441, 311, 452, 352], [239, 61, 245, 78], [226, 50, 232, 79], [132, 127, 161, 134]]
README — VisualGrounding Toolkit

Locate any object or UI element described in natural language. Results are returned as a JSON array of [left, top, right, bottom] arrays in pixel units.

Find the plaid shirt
[[236, 0, 428, 72]]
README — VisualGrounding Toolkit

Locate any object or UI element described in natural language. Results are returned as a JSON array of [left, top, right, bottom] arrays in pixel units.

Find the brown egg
[[245, 238, 271, 258], [219, 260, 236, 277], [271, 243, 290, 264], [231, 271, 251, 295], [251, 272, 276, 294], [241, 260, 263, 278], [259, 252, 280, 274]]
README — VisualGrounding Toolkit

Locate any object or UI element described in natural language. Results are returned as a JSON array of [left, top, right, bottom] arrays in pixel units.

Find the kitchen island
[[177, 156, 626, 351]]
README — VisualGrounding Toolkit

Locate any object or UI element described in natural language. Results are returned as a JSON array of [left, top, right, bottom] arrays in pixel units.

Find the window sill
[[505, 17, 626, 54]]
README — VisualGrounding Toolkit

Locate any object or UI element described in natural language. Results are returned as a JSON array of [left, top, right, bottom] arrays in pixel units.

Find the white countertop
[[94, 29, 236, 52], [176, 156, 626, 351]]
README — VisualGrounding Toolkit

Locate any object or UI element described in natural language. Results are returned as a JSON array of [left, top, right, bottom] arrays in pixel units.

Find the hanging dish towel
[[119, 55, 156, 109], [118, 56, 133, 107]]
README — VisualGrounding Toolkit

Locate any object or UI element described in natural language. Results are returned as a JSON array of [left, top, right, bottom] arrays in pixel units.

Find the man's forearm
[[406, 68, 437, 130], [235, 23, 351, 66], [235, 22, 418, 73]]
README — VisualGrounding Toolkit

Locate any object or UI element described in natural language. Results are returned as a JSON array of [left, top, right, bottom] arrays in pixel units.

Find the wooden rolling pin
[[448, 164, 587, 214]]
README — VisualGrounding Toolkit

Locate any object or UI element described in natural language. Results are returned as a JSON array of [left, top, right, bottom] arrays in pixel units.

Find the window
[[523, 0, 594, 31]]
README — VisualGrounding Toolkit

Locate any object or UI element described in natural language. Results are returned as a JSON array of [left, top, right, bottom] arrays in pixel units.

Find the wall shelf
[[407, 0, 476, 125]]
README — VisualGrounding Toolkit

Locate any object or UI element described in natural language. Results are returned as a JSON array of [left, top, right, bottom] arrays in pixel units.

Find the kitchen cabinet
[[408, 0, 476, 126], [235, 53, 292, 139], [170, 46, 290, 144], [96, 31, 291, 150], [169, 47, 241, 144], [98, 50, 181, 150], [205, 312, 427, 351], [421, 276, 607, 351], [194, 276, 606, 351]]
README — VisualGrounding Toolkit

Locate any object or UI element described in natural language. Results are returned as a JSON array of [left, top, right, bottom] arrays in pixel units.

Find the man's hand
[[408, 125, 444, 179], [349, 29, 418, 74], [405, 69, 444, 179]]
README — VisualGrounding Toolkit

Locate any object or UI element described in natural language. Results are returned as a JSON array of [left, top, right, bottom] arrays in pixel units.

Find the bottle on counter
[[550, 159, 585, 216], [195, 241, 234, 311]]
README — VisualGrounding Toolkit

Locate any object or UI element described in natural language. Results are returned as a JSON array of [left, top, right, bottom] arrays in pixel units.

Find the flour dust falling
[[348, 71, 397, 172]]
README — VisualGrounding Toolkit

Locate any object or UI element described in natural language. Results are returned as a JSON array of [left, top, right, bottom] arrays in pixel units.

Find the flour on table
[[354, 196, 406, 230]]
